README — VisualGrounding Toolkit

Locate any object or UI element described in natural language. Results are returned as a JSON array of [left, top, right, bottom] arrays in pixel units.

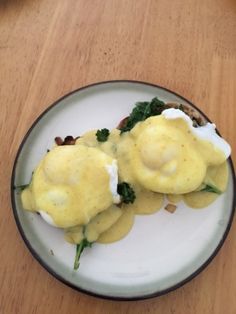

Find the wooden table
[[1, 1, 235, 313]]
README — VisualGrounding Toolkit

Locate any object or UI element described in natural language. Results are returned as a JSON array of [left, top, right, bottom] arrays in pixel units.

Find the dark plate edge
[[10, 79, 236, 301]]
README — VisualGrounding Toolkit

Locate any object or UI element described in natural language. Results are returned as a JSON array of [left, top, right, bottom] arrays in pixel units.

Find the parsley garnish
[[117, 182, 136, 204], [119, 97, 167, 133], [96, 128, 110, 142], [74, 238, 93, 270], [200, 184, 222, 195]]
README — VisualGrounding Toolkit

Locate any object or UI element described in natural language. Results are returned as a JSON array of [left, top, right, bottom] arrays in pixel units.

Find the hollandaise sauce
[[183, 162, 228, 208], [97, 207, 135, 243], [21, 106, 231, 253]]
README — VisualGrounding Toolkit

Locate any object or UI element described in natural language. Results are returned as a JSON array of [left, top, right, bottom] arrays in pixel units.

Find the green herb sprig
[[117, 182, 136, 204], [96, 128, 110, 142], [74, 238, 93, 270]]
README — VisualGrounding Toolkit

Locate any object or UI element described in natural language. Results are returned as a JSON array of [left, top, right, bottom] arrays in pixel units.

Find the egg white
[[39, 210, 57, 227], [105, 160, 121, 204], [162, 108, 231, 158]]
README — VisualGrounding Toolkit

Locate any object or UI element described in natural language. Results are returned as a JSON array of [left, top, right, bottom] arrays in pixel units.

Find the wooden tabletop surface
[[1, 1, 236, 313]]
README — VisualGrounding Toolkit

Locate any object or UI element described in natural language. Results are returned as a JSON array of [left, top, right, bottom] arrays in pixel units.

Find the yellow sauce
[[21, 115, 230, 246], [85, 205, 123, 242], [22, 145, 115, 228], [77, 129, 136, 184], [130, 117, 209, 194], [204, 162, 229, 191], [126, 189, 164, 215], [64, 225, 84, 244], [183, 162, 228, 208], [167, 194, 182, 203], [76, 130, 98, 148], [183, 191, 218, 209], [97, 208, 135, 243], [21, 187, 35, 210]]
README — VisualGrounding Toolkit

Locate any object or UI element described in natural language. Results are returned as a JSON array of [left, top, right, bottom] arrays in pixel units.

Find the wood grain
[[0, 0, 235, 313]]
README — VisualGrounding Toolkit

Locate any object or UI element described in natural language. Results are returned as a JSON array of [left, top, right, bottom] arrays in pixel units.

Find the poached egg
[[128, 108, 230, 194], [21, 145, 120, 228]]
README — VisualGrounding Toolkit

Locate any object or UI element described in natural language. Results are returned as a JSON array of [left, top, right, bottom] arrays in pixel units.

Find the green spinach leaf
[[200, 184, 222, 195]]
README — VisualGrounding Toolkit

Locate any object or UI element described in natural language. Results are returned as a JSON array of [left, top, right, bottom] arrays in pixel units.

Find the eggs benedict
[[128, 108, 230, 194], [19, 96, 231, 270], [21, 145, 120, 228]]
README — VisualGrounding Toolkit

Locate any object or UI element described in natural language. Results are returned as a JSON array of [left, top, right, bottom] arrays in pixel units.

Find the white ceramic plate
[[11, 81, 235, 300]]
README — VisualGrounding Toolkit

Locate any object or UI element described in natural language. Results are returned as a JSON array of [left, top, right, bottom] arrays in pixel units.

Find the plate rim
[[10, 80, 236, 301]]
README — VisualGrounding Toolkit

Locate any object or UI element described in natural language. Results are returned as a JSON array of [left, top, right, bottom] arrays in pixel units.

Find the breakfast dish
[[11, 81, 235, 299], [20, 96, 231, 269]]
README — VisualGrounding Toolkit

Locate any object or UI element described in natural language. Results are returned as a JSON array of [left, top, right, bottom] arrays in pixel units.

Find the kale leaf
[[119, 97, 167, 133]]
